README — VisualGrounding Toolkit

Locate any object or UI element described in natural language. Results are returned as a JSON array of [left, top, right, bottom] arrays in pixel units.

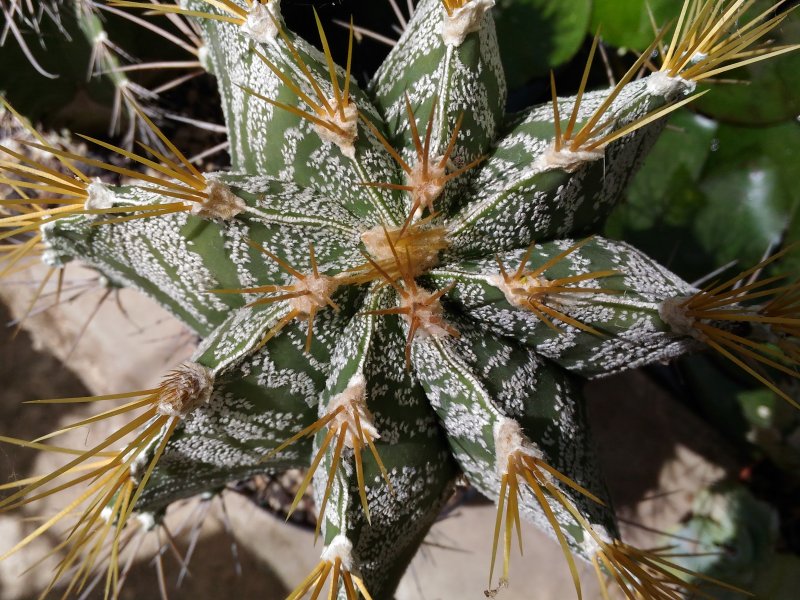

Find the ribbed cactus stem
[[0, 1, 797, 598]]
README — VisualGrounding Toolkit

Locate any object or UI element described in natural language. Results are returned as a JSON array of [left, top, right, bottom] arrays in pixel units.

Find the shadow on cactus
[[1, 0, 799, 598]]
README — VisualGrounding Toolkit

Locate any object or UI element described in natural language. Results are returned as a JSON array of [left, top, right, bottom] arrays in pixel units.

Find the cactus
[[1, 1, 799, 598], [663, 482, 786, 600], [1, 0, 206, 143]]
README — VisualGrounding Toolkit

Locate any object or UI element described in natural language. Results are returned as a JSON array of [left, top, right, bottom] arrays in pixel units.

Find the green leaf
[[0, 7, 115, 131], [589, 0, 678, 50], [606, 110, 800, 282], [493, 0, 592, 88], [679, 353, 800, 471]]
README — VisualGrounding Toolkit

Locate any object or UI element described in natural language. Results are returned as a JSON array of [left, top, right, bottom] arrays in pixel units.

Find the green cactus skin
[[2, 1, 799, 598]]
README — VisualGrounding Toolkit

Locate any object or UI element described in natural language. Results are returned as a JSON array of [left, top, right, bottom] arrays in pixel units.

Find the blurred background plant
[[1, 0, 799, 598]]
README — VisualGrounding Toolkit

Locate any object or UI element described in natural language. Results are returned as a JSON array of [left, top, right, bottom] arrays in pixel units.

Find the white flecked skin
[[36, 1, 732, 597]]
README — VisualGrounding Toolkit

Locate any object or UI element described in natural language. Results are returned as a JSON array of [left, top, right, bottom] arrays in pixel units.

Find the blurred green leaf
[[493, 0, 592, 88], [749, 554, 800, 599], [589, 0, 677, 50], [678, 353, 800, 463], [679, 354, 753, 445], [698, 118, 800, 275], [604, 110, 718, 281], [606, 110, 800, 282]]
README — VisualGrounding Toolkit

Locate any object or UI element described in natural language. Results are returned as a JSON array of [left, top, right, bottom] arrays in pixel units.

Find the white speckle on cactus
[[39, 220, 71, 268], [241, 0, 281, 45], [441, 0, 495, 47]]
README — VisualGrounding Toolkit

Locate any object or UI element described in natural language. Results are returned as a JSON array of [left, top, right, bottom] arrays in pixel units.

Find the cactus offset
[[1, 1, 800, 599]]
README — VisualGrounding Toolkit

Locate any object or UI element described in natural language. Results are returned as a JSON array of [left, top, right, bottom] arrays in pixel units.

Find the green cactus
[[1, 1, 799, 599], [660, 482, 800, 600]]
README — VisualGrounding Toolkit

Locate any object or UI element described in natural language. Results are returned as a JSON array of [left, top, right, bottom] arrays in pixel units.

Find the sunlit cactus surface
[[1, 1, 799, 599]]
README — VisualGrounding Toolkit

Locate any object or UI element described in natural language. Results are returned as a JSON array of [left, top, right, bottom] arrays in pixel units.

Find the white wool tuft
[[313, 100, 358, 159], [84, 179, 116, 211], [156, 362, 215, 418], [658, 296, 697, 338], [327, 373, 381, 447], [645, 71, 696, 100], [441, 0, 495, 47], [320, 535, 354, 570], [580, 523, 613, 557], [492, 418, 546, 476], [534, 143, 604, 173], [241, 0, 282, 45]]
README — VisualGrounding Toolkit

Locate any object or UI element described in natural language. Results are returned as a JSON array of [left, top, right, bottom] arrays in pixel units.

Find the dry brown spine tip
[[155, 362, 215, 418], [191, 180, 246, 220]]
